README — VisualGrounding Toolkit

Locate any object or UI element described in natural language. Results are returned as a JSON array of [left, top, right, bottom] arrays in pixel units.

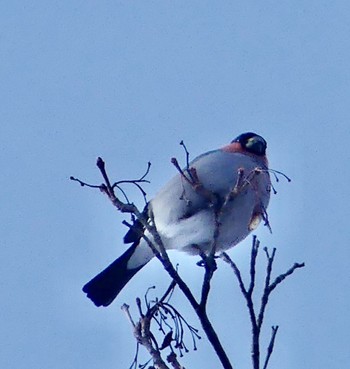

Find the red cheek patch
[[221, 141, 268, 166], [222, 142, 244, 153]]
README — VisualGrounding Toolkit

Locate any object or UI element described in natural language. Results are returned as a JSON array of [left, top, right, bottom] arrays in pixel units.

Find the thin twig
[[179, 140, 191, 172], [170, 157, 218, 205], [262, 326, 279, 369], [69, 176, 101, 188], [248, 236, 259, 296], [257, 248, 276, 329], [121, 303, 136, 328], [268, 262, 305, 293]]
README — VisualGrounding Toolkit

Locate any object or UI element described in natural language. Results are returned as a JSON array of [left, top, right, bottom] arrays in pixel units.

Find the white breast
[[150, 150, 271, 255]]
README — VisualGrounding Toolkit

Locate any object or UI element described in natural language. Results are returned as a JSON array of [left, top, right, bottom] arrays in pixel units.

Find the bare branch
[[167, 352, 185, 369], [197, 167, 264, 312], [171, 157, 218, 205], [179, 140, 191, 172], [219, 253, 248, 297], [69, 176, 102, 189], [122, 281, 201, 369], [268, 262, 305, 294], [248, 236, 259, 296], [221, 238, 304, 369], [257, 248, 276, 330], [121, 303, 136, 328], [262, 326, 279, 369], [199, 254, 217, 311]]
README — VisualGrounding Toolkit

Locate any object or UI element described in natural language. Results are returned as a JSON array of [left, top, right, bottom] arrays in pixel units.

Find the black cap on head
[[232, 132, 267, 156]]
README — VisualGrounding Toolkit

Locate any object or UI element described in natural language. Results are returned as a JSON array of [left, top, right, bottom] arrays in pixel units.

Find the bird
[[83, 132, 271, 307]]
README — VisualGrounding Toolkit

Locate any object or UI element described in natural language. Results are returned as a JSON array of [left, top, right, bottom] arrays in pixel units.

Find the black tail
[[82, 243, 146, 307]]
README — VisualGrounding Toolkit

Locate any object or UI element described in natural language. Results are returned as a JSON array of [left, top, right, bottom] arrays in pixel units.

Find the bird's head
[[232, 132, 267, 157]]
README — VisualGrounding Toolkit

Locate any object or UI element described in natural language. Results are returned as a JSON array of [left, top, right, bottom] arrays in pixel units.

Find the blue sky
[[1, 1, 350, 368]]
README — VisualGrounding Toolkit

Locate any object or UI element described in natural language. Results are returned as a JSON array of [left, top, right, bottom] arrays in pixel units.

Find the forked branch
[[220, 237, 305, 369]]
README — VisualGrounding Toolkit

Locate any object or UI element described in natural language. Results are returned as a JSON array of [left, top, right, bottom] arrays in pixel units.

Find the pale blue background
[[1, 1, 349, 368]]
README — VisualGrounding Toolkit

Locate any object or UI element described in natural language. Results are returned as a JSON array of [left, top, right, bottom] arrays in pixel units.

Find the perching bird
[[83, 132, 271, 307]]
